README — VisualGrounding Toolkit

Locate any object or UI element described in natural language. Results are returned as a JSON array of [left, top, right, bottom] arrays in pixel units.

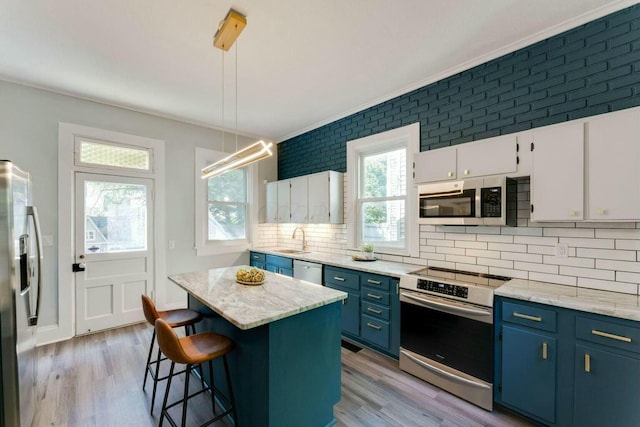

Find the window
[[76, 138, 152, 172], [195, 147, 257, 255], [347, 123, 419, 256]]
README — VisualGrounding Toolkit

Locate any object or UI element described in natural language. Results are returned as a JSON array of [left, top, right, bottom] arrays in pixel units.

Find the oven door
[[399, 290, 493, 410]]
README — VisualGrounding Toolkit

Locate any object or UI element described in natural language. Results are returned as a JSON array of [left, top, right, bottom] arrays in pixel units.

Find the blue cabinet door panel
[[501, 325, 557, 424], [342, 293, 360, 336]]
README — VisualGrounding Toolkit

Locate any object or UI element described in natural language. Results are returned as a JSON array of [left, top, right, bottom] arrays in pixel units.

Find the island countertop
[[168, 265, 347, 330]]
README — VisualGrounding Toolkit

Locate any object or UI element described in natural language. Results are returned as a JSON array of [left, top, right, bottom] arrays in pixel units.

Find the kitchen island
[[168, 266, 347, 427]]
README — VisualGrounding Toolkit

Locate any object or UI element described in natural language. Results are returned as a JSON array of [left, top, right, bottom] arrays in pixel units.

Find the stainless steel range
[[398, 267, 510, 411]]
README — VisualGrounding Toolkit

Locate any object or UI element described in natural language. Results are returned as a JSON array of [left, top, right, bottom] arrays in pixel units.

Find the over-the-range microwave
[[418, 176, 517, 226]]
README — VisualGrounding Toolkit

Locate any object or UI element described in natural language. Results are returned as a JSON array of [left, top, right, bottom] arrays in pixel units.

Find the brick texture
[[278, 5, 640, 180]]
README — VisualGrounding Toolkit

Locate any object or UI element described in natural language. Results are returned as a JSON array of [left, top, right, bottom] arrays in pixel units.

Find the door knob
[[79, 254, 85, 259]]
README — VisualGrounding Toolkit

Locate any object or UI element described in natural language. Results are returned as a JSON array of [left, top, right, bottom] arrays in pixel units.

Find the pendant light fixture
[[201, 8, 273, 180]]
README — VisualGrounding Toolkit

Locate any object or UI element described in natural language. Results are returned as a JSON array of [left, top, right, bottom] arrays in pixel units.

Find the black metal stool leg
[[143, 328, 156, 391], [223, 354, 238, 426], [150, 347, 162, 414], [208, 359, 216, 415], [159, 361, 175, 427], [182, 364, 192, 427]]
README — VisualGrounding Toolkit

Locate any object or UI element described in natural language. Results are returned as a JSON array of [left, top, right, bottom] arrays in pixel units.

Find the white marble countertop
[[251, 248, 421, 278], [496, 279, 640, 322], [168, 266, 347, 330]]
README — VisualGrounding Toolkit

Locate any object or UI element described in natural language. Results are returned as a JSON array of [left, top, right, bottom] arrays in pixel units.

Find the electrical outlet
[[42, 235, 54, 247], [555, 242, 568, 258], [168, 240, 176, 249]]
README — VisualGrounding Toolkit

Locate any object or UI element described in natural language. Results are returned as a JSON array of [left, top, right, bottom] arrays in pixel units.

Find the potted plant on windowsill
[[361, 243, 375, 260]]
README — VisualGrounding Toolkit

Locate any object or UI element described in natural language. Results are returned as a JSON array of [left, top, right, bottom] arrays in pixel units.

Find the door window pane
[[361, 199, 405, 247], [79, 140, 150, 171], [84, 181, 147, 252]]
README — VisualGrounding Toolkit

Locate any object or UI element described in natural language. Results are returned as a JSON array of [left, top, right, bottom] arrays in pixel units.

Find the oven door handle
[[401, 350, 491, 390], [401, 292, 492, 317]]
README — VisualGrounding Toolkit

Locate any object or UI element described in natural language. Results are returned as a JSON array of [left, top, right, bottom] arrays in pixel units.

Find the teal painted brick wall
[[278, 5, 640, 180]]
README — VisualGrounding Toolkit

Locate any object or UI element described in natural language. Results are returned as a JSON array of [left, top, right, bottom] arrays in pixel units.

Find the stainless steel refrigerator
[[0, 160, 42, 427]]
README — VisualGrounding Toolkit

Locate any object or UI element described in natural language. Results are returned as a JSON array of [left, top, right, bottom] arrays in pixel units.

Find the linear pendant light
[[201, 8, 273, 180]]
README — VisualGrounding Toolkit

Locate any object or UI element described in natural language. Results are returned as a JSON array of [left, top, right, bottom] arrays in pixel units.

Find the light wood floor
[[32, 323, 533, 427]]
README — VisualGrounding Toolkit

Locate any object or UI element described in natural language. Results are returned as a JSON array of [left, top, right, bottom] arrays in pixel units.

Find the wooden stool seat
[[141, 295, 203, 415], [156, 318, 238, 427]]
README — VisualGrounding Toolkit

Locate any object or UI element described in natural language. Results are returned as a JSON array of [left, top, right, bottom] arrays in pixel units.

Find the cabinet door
[[457, 134, 517, 178], [265, 182, 278, 223], [574, 344, 640, 427], [413, 147, 456, 183], [276, 180, 291, 223], [290, 176, 308, 223], [308, 172, 330, 223], [279, 266, 293, 277], [531, 121, 584, 221], [587, 108, 640, 221], [342, 293, 360, 336], [501, 325, 556, 424]]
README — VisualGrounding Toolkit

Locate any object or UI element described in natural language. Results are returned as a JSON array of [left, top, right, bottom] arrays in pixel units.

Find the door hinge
[[516, 143, 519, 152], [531, 204, 534, 213], [530, 142, 534, 151], [516, 156, 519, 165]]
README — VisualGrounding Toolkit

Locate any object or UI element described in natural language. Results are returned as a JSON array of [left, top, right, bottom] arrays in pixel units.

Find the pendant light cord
[[221, 48, 225, 153], [235, 38, 239, 153]]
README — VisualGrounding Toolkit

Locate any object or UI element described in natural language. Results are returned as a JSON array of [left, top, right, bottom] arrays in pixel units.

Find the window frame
[[195, 147, 257, 255], [346, 123, 420, 257]]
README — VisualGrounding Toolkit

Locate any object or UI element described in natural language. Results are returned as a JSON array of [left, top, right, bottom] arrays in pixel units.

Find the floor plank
[[32, 323, 533, 426]]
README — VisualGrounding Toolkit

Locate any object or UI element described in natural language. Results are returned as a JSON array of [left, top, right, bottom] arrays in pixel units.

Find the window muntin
[[77, 139, 151, 171]]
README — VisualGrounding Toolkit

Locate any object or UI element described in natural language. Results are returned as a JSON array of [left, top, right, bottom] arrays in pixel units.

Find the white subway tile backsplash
[[576, 222, 635, 229], [616, 239, 640, 250], [527, 245, 556, 255], [468, 226, 501, 235], [543, 255, 595, 268], [436, 247, 466, 256], [446, 233, 476, 241], [490, 267, 529, 280], [596, 259, 640, 273], [616, 272, 640, 284], [446, 254, 477, 264], [421, 252, 446, 261], [576, 248, 637, 261], [560, 237, 614, 249], [577, 278, 638, 295], [478, 257, 513, 269], [477, 234, 514, 243], [595, 229, 640, 239], [466, 249, 501, 259], [513, 236, 558, 246], [514, 262, 558, 274], [543, 228, 595, 238], [427, 239, 455, 248], [559, 266, 615, 281], [436, 225, 466, 233], [427, 260, 456, 270], [455, 241, 487, 250], [529, 272, 577, 286], [501, 252, 543, 263], [455, 263, 488, 274], [488, 243, 527, 253], [425, 232, 445, 239], [501, 227, 543, 236]]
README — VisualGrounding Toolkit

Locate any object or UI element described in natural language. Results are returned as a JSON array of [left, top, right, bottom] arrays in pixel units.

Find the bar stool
[[155, 318, 238, 427], [141, 294, 203, 414]]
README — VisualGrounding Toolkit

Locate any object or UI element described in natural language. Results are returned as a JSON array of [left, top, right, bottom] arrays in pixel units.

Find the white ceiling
[[0, 0, 634, 142]]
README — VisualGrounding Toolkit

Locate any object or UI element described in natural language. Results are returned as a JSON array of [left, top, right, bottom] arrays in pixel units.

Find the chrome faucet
[[291, 227, 308, 251]]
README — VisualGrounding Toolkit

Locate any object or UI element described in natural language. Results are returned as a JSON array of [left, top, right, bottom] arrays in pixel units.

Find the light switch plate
[[555, 242, 568, 258]]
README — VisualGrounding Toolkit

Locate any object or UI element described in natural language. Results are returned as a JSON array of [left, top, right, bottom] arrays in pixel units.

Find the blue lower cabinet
[[341, 293, 360, 336], [501, 325, 556, 424], [361, 314, 390, 349], [249, 251, 266, 269], [265, 254, 293, 277], [574, 344, 640, 427]]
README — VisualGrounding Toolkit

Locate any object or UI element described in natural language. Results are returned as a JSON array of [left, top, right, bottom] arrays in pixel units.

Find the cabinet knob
[[447, 172, 453, 177], [596, 208, 606, 215], [464, 169, 470, 175]]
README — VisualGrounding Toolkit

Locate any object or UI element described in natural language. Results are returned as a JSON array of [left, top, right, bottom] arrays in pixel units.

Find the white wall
[[0, 81, 273, 342], [256, 176, 640, 295]]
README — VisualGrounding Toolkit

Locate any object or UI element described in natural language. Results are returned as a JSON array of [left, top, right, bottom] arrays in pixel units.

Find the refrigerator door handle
[[26, 206, 42, 326]]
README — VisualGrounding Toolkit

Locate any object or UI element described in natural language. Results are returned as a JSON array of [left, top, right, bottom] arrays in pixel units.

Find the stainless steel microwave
[[418, 176, 517, 226]]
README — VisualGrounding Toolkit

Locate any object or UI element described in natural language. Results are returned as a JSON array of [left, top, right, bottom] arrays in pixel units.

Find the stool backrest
[[141, 294, 160, 326], [155, 318, 190, 365]]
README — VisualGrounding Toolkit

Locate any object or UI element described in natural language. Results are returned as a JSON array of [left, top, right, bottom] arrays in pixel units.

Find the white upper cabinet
[[530, 121, 584, 222], [266, 171, 344, 224], [290, 176, 308, 223], [413, 134, 518, 184], [308, 171, 344, 224], [586, 108, 640, 221], [265, 181, 278, 223], [457, 134, 518, 179], [413, 146, 456, 183], [277, 180, 291, 223]]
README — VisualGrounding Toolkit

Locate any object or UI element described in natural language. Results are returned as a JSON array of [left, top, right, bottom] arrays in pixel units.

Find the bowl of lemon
[[235, 267, 265, 285]]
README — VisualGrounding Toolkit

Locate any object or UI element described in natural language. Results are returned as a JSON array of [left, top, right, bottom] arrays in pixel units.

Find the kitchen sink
[[273, 249, 309, 254]]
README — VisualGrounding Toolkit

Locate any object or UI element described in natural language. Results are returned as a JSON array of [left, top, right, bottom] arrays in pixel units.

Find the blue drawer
[[502, 301, 557, 333], [362, 287, 390, 306], [324, 266, 359, 291], [361, 301, 390, 321], [361, 314, 390, 349], [361, 273, 390, 291], [576, 316, 640, 354], [250, 251, 266, 263], [265, 254, 293, 269]]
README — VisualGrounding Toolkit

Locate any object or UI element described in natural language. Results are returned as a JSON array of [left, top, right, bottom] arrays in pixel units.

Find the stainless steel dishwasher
[[293, 260, 322, 285]]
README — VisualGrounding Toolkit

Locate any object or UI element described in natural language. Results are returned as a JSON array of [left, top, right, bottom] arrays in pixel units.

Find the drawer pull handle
[[333, 276, 345, 282], [367, 293, 382, 300], [591, 329, 632, 343], [513, 312, 542, 322], [542, 342, 548, 360], [367, 307, 382, 315], [366, 322, 382, 331], [585, 353, 591, 373], [367, 279, 382, 285]]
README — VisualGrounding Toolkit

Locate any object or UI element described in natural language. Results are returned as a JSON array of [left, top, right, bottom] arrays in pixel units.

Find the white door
[[74, 173, 154, 334]]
